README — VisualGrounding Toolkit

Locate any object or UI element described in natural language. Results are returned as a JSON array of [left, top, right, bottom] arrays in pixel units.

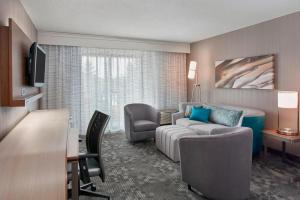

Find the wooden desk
[[67, 128, 79, 200], [0, 109, 78, 200]]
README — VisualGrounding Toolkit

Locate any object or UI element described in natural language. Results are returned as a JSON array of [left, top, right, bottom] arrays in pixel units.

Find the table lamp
[[277, 91, 299, 135], [188, 61, 201, 102]]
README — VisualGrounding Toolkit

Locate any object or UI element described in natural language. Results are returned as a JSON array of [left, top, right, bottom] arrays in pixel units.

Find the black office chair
[[77, 110, 111, 199]]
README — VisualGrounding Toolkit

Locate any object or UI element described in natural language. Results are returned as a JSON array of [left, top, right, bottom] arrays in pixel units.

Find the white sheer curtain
[[42, 45, 187, 133], [41, 46, 82, 129]]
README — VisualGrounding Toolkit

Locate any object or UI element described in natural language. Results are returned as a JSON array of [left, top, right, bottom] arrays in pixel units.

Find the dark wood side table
[[263, 130, 300, 182], [263, 130, 300, 161], [263, 130, 300, 163]]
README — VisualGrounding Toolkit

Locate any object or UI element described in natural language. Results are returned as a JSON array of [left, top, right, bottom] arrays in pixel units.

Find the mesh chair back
[[85, 110, 110, 181]]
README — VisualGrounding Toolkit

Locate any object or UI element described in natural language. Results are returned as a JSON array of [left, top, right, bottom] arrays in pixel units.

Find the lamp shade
[[278, 91, 298, 108], [188, 61, 197, 79]]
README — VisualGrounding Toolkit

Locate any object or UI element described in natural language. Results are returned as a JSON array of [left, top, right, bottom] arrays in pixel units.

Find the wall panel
[[0, 0, 37, 140], [189, 11, 300, 156]]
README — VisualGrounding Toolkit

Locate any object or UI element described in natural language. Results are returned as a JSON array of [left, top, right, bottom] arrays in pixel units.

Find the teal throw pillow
[[203, 105, 243, 127], [189, 107, 211, 123], [185, 105, 202, 117]]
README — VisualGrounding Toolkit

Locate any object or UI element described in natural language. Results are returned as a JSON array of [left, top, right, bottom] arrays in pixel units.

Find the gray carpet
[[80, 132, 300, 200]]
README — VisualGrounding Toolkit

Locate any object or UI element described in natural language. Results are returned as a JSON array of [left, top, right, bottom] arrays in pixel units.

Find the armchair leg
[[187, 184, 209, 199], [80, 188, 110, 199]]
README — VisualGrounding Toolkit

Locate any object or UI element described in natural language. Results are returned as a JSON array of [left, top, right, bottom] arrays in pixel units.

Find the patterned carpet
[[80, 132, 300, 200]]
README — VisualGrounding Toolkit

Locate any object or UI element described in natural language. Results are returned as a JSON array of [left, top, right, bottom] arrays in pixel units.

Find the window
[[42, 46, 187, 133]]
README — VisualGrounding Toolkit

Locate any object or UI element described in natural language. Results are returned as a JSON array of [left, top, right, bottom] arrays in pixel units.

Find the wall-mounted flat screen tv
[[28, 42, 46, 87]]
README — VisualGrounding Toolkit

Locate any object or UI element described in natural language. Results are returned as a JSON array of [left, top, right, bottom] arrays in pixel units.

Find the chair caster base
[[80, 189, 110, 199], [91, 184, 96, 191]]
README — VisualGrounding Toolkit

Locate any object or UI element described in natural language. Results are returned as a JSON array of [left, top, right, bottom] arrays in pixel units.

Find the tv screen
[[28, 42, 46, 87]]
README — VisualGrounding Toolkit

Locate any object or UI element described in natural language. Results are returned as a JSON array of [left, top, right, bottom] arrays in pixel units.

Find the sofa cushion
[[133, 120, 158, 132], [189, 124, 229, 135], [176, 118, 205, 127], [156, 125, 196, 162], [205, 104, 265, 127], [210, 127, 241, 135], [203, 105, 243, 127], [189, 107, 211, 123]]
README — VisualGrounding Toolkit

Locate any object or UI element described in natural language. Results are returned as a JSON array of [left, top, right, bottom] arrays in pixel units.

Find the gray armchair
[[179, 127, 253, 200], [124, 103, 160, 143]]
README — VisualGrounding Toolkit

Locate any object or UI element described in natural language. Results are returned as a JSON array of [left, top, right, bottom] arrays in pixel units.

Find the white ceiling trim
[[38, 31, 190, 53]]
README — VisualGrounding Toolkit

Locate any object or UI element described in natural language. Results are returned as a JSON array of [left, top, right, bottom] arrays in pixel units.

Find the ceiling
[[20, 0, 300, 43]]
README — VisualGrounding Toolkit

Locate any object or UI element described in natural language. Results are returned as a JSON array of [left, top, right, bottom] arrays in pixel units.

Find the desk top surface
[[0, 109, 70, 200]]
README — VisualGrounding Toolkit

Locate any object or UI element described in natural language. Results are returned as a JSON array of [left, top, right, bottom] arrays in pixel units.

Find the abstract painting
[[215, 54, 275, 89]]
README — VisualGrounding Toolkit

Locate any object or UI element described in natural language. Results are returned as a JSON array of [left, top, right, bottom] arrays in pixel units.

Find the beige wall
[[189, 11, 300, 156], [0, 0, 38, 140]]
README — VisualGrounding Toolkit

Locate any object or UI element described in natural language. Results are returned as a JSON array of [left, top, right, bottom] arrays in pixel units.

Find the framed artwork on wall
[[215, 54, 275, 89]]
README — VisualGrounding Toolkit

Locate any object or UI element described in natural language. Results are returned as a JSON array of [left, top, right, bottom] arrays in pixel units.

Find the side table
[[263, 130, 300, 161], [263, 129, 300, 182], [159, 109, 177, 125]]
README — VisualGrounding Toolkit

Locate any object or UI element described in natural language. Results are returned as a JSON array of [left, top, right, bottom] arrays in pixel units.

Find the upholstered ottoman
[[155, 125, 196, 162]]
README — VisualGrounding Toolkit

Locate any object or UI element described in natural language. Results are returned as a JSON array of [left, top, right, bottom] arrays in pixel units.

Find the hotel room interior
[[1, 0, 300, 199]]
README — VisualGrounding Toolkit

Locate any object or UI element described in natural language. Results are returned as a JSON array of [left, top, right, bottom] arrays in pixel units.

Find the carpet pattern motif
[[80, 132, 300, 200]]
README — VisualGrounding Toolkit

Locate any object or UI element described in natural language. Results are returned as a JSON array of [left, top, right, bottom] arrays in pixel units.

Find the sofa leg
[[187, 184, 208, 199]]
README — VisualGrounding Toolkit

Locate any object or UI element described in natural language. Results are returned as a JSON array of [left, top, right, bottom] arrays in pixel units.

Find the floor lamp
[[188, 61, 201, 102], [277, 91, 299, 136]]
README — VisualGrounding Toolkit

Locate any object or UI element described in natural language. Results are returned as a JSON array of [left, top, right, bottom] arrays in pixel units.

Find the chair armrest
[[172, 112, 184, 125], [124, 110, 134, 138], [79, 153, 98, 159], [78, 153, 98, 184], [149, 107, 161, 125]]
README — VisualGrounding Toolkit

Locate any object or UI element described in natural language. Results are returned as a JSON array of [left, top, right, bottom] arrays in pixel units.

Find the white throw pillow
[[185, 105, 202, 117], [184, 105, 193, 117]]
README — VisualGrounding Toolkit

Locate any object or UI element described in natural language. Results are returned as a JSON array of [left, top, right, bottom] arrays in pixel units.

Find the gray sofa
[[172, 102, 265, 155], [179, 127, 253, 200], [124, 103, 160, 142], [156, 102, 265, 162]]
